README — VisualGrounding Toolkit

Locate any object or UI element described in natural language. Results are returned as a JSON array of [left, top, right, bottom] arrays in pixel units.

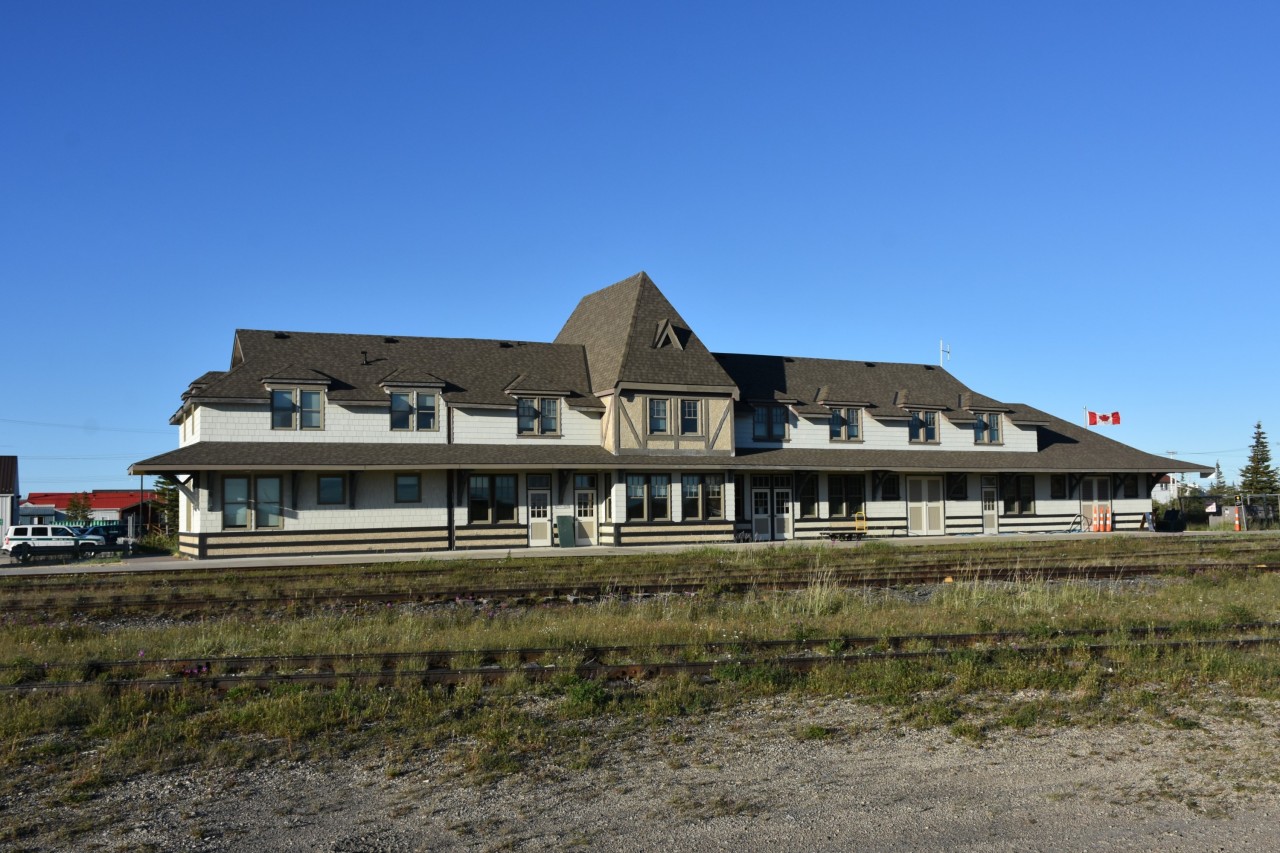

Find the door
[[772, 489, 792, 541], [528, 490, 551, 547], [574, 490, 597, 546], [907, 477, 945, 535], [1081, 476, 1111, 531], [982, 487, 999, 534], [751, 489, 773, 541]]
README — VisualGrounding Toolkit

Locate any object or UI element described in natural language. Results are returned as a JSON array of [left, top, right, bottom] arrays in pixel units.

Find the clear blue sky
[[3, 1, 1277, 494]]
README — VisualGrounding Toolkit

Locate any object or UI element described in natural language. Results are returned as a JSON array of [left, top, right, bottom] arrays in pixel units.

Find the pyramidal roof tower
[[554, 271, 738, 396]]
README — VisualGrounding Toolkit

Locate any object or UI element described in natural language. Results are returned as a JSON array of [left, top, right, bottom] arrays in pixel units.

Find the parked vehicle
[[3, 525, 103, 563], [82, 523, 131, 545]]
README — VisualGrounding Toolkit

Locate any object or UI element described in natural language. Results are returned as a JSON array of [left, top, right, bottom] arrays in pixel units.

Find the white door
[[982, 487, 999, 534], [751, 489, 773, 540], [907, 477, 945, 535], [773, 489, 792, 541], [574, 490, 597, 546], [1081, 476, 1111, 531], [528, 490, 551, 547]]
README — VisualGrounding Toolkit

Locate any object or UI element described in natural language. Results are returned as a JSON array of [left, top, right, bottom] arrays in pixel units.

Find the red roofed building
[[22, 490, 157, 526]]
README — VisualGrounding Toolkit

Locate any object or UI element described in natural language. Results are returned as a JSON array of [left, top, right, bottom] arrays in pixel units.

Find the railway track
[[5, 621, 1277, 694], [2, 560, 1277, 616]]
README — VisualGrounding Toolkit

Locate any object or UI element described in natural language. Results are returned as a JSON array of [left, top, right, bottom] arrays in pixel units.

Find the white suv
[[3, 525, 104, 563]]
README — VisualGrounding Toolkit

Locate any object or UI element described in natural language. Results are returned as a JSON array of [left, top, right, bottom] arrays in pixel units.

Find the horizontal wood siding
[[455, 523, 527, 550], [615, 521, 734, 546], [190, 525, 449, 558]]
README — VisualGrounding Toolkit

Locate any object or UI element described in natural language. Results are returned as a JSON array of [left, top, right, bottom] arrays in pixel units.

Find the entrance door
[[773, 489, 792, 541], [528, 490, 551, 547], [751, 489, 773, 541], [1081, 476, 1111, 531], [982, 487, 999, 534], [574, 490, 597, 546], [907, 477, 945, 535]]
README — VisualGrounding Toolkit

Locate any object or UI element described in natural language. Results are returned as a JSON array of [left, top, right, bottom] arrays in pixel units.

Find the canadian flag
[[1088, 410, 1121, 426]]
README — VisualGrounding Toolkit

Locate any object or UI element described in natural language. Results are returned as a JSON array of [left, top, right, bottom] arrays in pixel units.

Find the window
[[681, 474, 724, 520], [390, 392, 437, 431], [271, 389, 323, 430], [1050, 475, 1067, 500], [223, 475, 281, 529], [468, 474, 516, 523], [797, 473, 818, 518], [1003, 475, 1035, 515], [648, 398, 669, 434], [946, 473, 968, 501], [680, 399, 701, 435], [626, 474, 670, 521], [395, 474, 421, 503], [224, 476, 249, 528], [974, 413, 1001, 445], [828, 407, 861, 441], [318, 475, 347, 506], [909, 411, 938, 444], [517, 397, 559, 435], [753, 405, 788, 440], [829, 475, 865, 517], [880, 474, 901, 501]]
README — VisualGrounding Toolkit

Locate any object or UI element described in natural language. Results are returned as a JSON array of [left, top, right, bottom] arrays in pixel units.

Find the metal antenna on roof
[[939, 340, 951, 367]]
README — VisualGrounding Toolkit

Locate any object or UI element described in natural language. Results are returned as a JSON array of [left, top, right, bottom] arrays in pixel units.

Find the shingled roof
[[554, 272, 738, 395], [713, 353, 1035, 423], [178, 331, 603, 415]]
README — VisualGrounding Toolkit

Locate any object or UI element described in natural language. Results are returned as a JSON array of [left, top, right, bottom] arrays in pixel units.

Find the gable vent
[[653, 319, 684, 350]]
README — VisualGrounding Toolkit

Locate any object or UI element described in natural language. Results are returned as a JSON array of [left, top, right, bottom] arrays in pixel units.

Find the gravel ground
[[8, 696, 1280, 852]]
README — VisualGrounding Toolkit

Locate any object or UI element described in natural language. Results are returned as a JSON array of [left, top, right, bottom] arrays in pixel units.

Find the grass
[[4, 536, 1280, 846]]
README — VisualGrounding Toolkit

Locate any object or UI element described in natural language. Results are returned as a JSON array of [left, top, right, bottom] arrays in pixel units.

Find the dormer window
[[829, 407, 861, 442], [909, 410, 938, 444], [390, 391, 438, 431], [271, 388, 324, 430], [753, 405, 788, 441], [517, 397, 559, 435], [974, 412, 1001, 445]]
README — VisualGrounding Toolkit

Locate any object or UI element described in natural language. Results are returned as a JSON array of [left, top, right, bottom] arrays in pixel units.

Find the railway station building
[[131, 273, 1210, 559]]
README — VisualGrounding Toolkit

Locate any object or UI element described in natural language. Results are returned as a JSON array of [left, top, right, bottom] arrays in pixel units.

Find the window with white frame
[[974, 412, 1001, 444], [517, 397, 559, 435], [680, 399, 701, 435], [909, 410, 938, 444], [390, 391, 438, 431], [829, 407, 861, 441], [271, 388, 324, 430], [648, 398, 669, 434]]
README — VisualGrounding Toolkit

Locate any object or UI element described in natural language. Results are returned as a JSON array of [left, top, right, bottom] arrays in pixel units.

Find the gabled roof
[[182, 331, 603, 413], [554, 272, 738, 394], [24, 490, 157, 511]]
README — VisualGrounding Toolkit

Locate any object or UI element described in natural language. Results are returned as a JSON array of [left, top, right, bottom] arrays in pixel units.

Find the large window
[[223, 475, 282, 529], [829, 407, 861, 441], [909, 411, 938, 444], [318, 475, 347, 506], [680, 474, 724, 520], [468, 474, 517, 523], [648, 398, 669, 434], [797, 473, 819, 519], [391, 391, 437, 431], [879, 474, 901, 501], [753, 405, 788, 441], [1003, 475, 1035, 515], [974, 412, 1001, 445], [829, 475, 865, 517], [626, 474, 670, 521], [680, 399, 701, 435], [517, 398, 559, 435], [271, 389, 323, 430]]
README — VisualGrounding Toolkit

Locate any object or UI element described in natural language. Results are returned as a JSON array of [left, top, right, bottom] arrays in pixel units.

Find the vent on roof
[[274, 332, 290, 339], [865, 362, 876, 367], [652, 319, 684, 350], [499, 341, 514, 348], [384, 337, 399, 344], [924, 365, 935, 371]]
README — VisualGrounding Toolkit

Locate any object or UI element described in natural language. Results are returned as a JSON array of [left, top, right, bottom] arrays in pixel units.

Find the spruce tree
[[65, 492, 93, 525], [1212, 461, 1229, 494], [1239, 422, 1280, 494]]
